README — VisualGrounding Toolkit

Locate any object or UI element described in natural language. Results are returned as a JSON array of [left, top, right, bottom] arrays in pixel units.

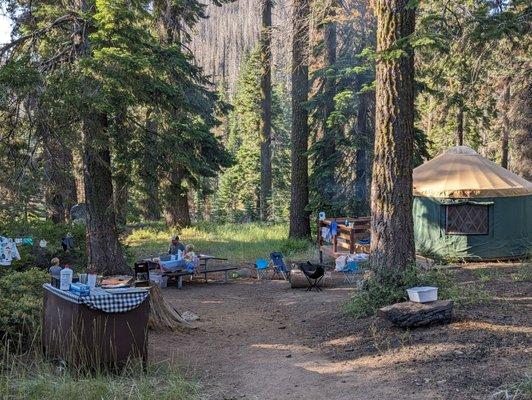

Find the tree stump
[[148, 285, 191, 331], [379, 300, 453, 328]]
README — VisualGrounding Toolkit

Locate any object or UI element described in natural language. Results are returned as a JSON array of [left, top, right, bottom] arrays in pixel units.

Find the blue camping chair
[[255, 258, 270, 279], [338, 260, 360, 284], [270, 252, 289, 280]]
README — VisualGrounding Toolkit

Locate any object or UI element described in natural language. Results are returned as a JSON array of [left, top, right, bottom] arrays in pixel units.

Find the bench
[[196, 256, 236, 283], [162, 255, 236, 288], [164, 270, 194, 289]]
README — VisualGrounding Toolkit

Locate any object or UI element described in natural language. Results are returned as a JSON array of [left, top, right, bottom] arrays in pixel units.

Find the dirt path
[[151, 278, 389, 400], [150, 265, 531, 400]]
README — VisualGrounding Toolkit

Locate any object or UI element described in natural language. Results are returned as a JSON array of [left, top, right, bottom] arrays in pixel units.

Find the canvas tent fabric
[[413, 146, 532, 198], [413, 146, 531, 260]]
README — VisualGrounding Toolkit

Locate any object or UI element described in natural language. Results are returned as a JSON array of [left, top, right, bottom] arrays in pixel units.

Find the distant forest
[[1, 0, 530, 234]]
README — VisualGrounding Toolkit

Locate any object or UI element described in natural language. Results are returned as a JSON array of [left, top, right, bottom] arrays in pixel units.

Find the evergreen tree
[[289, 0, 311, 239], [370, 0, 416, 282], [259, 0, 273, 221]]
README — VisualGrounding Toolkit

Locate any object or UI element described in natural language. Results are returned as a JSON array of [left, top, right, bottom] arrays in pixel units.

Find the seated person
[[168, 235, 186, 256], [183, 244, 199, 273]]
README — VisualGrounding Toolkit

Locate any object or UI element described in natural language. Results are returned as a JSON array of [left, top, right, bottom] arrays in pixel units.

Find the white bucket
[[407, 286, 438, 303]]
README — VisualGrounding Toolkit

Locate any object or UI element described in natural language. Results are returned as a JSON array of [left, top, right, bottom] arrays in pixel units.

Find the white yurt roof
[[413, 146, 532, 198]]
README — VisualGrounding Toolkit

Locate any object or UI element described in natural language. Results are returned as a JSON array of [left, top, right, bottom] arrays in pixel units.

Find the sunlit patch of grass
[[0, 359, 197, 400], [0, 337, 197, 400], [511, 263, 532, 283], [124, 222, 315, 263], [490, 375, 532, 400], [473, 267, 505, 282]]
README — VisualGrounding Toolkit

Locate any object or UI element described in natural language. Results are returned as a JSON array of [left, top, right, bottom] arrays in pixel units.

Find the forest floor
[[149, 262, 531, 400]]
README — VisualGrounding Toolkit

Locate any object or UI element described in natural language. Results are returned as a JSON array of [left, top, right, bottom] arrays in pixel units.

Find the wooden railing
[[317, 217, 370, 255]]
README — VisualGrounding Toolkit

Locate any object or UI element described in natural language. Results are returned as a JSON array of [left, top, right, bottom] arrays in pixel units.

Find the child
[[183, 244, 198, 273]]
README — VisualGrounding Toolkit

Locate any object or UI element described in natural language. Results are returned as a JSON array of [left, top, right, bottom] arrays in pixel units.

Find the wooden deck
[[317, 217, 371, 262]]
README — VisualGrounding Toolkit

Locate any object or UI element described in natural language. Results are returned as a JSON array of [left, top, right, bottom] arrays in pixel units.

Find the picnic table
[[150, 254, 236, 289]]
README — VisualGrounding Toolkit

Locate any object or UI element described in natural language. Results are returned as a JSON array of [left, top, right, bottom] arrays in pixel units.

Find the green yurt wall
[[413, 146, 532, 260], [413, 195, 532, 260]]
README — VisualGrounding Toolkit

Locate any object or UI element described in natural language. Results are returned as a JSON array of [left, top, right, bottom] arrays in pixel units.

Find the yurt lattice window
[[445, 204, 489, 235]]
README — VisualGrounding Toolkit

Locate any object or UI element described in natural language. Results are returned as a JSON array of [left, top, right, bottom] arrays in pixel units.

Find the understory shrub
[[0, 219, 86, 269], [0, 268, 47, 348], [345, 265, 490, 318]]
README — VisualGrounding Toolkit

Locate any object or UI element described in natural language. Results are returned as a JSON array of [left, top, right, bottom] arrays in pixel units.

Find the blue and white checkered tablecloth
[[43, 283, 149, 313]]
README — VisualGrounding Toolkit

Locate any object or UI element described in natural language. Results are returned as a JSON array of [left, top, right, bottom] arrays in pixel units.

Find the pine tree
[[370, 0, 416, 282], [259, 0, 273, 221], [289, 0, 311, 239]]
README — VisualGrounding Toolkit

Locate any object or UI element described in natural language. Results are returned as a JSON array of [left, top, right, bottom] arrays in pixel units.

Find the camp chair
[[270, 252, 289, 280], [339, 260, 359, 284], [299, 262, 325, 292], [255, 258, 270, 279]]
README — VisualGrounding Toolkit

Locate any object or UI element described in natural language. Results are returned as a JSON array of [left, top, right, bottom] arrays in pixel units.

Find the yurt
[[413, 146, 532, 260]]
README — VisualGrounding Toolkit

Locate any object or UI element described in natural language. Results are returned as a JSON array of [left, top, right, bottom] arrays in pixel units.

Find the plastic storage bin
[[407, 286, 438, 303]]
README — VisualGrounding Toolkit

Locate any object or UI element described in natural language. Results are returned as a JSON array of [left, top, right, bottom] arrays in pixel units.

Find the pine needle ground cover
[[124, 222, 314, 263]]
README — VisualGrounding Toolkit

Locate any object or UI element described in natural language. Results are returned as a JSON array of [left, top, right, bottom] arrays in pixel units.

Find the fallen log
[[379, 300, 453, 328]]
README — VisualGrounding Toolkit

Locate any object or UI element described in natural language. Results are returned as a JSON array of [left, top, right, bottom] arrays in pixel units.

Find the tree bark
[[289, 0, 311, 239], [155, 0, 192, 227], [139, 112, 162, 221], [43, 143, 78, 223], [456, 105, 464, 146], [370, 0, 416, 282], [355, 90, 369, 208], [259, 0, 273, 221], [310, 2, 338, 211], [500, 77, 510, 169], [354, 1, 370, 212], [112, 112, 131, 226], [76, 0, 127, 275], [83, 113, 128, 274], [37, 116, 77, 223], [163, 165, 191, 227]]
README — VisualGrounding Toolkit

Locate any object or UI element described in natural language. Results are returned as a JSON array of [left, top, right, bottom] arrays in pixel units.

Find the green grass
[[0, 358, 197, 400], [124, 222, 315, 264], [490, 375, 532, 400], [511, 263, 532, 282]]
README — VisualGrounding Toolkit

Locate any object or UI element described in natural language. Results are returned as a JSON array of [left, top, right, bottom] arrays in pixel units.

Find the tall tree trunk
[[139, 112, 162, 221], [83, 113, 128, 274], [456, 104, 464, 146], [500, 77, 510, 168], [310, 1, 338, 212], [370, 0, 416, 282], [353, 0, 370, 212], [355, 90, 369, 209], [163, 165, 191, 227], [77, 0, 127, 275], [289, 0, 311, 239], [259, 0, 273, 221], [36, 110, 77, 222], [155, 0, 192, 227], [43, 141, 78, 223], [112, 111, 131, 226]]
